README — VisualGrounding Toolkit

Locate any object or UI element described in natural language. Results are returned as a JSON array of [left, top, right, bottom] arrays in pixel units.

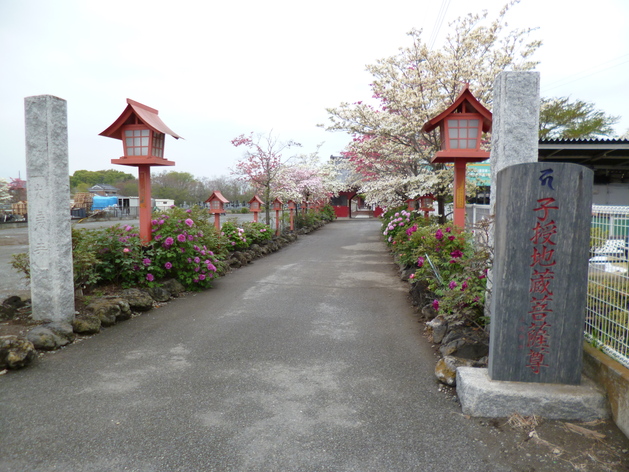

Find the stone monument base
[[457, 367, 610, 421]]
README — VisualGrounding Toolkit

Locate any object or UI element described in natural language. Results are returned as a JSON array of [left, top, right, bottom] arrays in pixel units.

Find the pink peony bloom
[[164, 237, 174, 247], [448, 281, 458, 290], [146, 273, 154, 282], [409, 273, 415, 279], [142, 258, 151, 266], [199, 274, 206, 281], [177, 234, 186, 242], [435, 229, 444, 240], [123, 248, 130, 253], [185, 218, 194, 227], [164, 262, 173, 269], [417, 256, 424, 267], [432, 299, 439, 311]]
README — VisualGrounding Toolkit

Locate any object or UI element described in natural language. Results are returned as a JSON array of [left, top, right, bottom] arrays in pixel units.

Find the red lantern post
[[249, 195, 264, 223], [99, 99, 182, 243], [205, 191, 229, 230], [287, 200, 296, 231], [272, 197, 283, 236], [422, 84, 492, 228]]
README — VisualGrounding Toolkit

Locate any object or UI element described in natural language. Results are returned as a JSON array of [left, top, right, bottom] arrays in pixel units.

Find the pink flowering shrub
[[64, 206, 226, 291], [221, 221, 249, 250], [241, 221, 273, 245], [406, 222, 491, 327], [380, 209, 492, 328]]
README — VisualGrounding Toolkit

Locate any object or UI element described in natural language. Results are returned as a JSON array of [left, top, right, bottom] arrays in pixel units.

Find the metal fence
[[586, 205, 629, 368], [465, 203, 629, 369]]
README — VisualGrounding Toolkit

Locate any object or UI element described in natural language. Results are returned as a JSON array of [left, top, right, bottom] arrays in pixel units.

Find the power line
[[541, 53, 629, 94], [428, 0, 451, 50]]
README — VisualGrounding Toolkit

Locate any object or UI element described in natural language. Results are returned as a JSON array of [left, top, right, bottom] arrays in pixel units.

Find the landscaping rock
[[44, 321, 76, 343], [86, 297, 132, 326], [27, 326, 70, 351], [72, 314, 101, 335], [148, 286, 171, 303], [0, 335, 36, 369], [3, 296, 27, 310], [120, 289, 154, 312], [161, 279, 185, 297], [420, 303, 438, 320], [426, 315, 448, 343], [439, 327, 489, 360], [435, 355, 477, 386]]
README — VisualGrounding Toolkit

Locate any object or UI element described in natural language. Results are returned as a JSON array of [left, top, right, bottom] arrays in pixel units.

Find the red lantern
[[422, 84, 492, 227], [99, 99, 182, 243]]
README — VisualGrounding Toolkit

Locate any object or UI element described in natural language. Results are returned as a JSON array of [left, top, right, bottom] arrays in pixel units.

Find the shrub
[[221, 220, 249, 250], [241, 221, 272, 245]]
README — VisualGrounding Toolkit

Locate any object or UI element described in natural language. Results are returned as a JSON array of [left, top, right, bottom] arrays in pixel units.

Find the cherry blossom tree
[[0, 178, 10, 204], [274, 150, 344, 207], [231, 131, 300, 224], [323, 1, 541, 211]]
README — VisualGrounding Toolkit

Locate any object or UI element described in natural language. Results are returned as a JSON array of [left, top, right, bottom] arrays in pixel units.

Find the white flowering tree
[[322, 1, 541, 211], [0, 178, 10, 205], [274, 150, 344, 207]]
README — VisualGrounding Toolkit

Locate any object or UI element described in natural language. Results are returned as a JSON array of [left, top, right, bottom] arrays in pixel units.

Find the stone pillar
[[489, 71, 540, 216], [488, 162, 593, 385], [24, 95, 75, 322]]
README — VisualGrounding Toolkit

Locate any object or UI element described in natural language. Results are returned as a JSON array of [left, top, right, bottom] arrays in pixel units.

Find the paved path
[[0, 220, 501, 471]]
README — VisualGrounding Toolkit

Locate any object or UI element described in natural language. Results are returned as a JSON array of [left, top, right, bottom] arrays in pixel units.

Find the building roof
[[99, 99, 183, 140], [538, 138, 629, 182]]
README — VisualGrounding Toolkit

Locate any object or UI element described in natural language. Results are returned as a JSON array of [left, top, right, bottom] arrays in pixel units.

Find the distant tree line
[[69, 170, 255, 206]]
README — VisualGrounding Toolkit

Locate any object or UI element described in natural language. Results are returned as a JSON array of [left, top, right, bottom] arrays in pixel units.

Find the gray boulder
[[120, 289, 154, 312], [161, 279, 185, 297], [27, 326, 71, 351], [44, 321, 76, 343], [86, 297, 132, 326], [148, 286, 171, 303], [439, 327, 489, 360], [426, 316, 448, 344], [435, 356, 477, 386], [72, 314, 101, 335], [0, 335, 36, 369]]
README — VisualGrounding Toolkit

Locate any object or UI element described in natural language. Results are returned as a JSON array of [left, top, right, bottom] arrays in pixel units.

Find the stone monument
[[488, 162, 593, 384], [24, 95, 75, 322]]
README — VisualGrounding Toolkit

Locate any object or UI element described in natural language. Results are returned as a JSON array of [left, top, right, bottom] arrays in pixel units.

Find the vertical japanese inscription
[[526, 170, 558, 373]]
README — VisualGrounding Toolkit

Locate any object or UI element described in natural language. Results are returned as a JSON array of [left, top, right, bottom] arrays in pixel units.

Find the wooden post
[[138, 164, 152, 243]]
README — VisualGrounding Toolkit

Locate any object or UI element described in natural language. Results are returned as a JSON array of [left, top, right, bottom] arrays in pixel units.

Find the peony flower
[[177, 234, 186, 242], [199, 274, 206, 281], [146, 273, 154, 282], [461, 281, 468, 290], [164, 262, 173, 269], [123, 248, 130, 253], [164, 237, 174, 247], [417, 256, 424, 267], [448, 281, 458, 290], [435, 229, 444, 240], [186, 209, 192, 213], [448, 235, 456, 241], [142, 258, 151, 266], [450, 250, 463, 258], [432, 299, 439, 311], [185, 218, 194, 227], [194, 257, 200, 263], [409, 273, 415, 279]]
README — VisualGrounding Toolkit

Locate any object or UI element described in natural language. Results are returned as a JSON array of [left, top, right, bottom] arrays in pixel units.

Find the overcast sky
[[1, 0, 628, 183]]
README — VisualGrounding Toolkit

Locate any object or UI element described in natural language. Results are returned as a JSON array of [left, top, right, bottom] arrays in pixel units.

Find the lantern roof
[[422, 84, 492, 134], [273, 197, 283, 204], [205, 190, 229, 204], [249, 195, 264, 205], [99, 99, 183, 140]]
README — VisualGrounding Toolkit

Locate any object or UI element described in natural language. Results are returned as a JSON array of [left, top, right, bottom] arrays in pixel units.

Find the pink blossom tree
[[231, 131, 300, 225]]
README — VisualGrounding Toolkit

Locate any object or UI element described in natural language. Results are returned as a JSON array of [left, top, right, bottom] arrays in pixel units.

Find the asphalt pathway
[[0, 220, 501, 471]]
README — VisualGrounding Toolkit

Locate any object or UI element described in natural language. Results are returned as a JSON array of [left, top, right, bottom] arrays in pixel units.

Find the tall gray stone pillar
[[489, 71, 540, 215], [25, 95, 75, 322]]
